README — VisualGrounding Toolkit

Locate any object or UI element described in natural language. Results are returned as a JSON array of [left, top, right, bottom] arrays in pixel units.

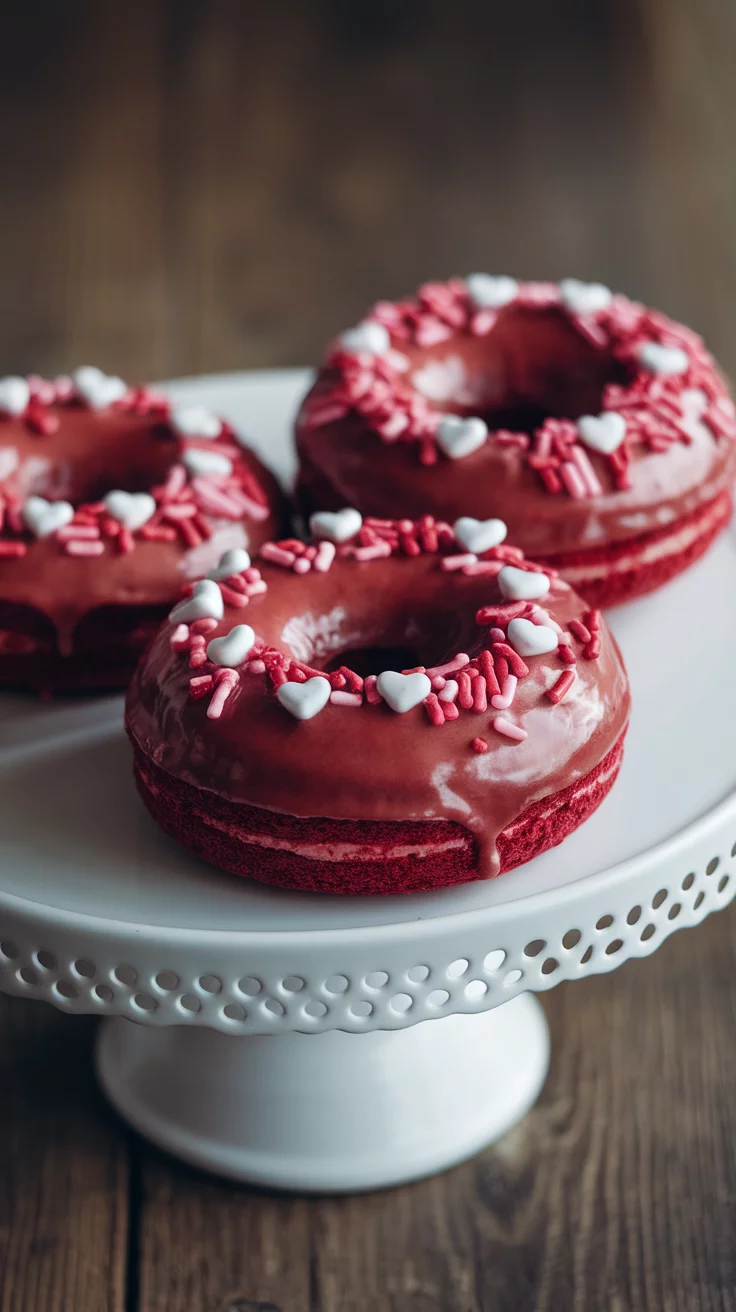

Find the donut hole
[[11, 407, 178, 504], [285, 601, 476, 676], [324, 645, 420, 679], [407, 305, 629, 435]]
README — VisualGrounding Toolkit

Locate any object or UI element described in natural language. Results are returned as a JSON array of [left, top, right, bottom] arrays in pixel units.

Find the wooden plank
[[0, 997, 128, 1312]]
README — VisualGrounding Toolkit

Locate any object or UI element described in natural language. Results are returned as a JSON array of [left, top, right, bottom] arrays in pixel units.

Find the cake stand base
[[96, 993, 549, 1192]]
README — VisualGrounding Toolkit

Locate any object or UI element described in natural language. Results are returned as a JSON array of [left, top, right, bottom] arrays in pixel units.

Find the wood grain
[[1, 1, 736, 1309]]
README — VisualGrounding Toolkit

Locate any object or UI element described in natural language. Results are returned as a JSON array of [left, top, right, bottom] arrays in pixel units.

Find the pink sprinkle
[[461, 561, 504, 577], [352, 542, 392, 562], [163, 464, 188, 498], [489, 627, 505, 643], [170, 623, 190, 649], [189, 647, 208, 668], [491, 674, 518, 710], [569, 619, 592, 644], [472, 677, 487, 713], [207, 670, 240, 719], [64, 540, 105, 556], [364, 675, 382, 705], [457, 671, 474, 710], [219, 583, 250, 608], [558, 643, 577, 665], [440, 552, 477, 571], [293, 556, 311, 574], [583, 636, 601, 660], [425, 653, 470, 679], [117, 528, 135, 554], [141, 524, 177, 541], [190, 617, 218, 635], [491, 642, 530, 680], [584, 609, 601, 632], [330, 690, 363, 707], [247, 659, 266, 674], [546, 669, 576, 703], [313, 540, 336, 573], [424, 693, 445, 727], [475, 649, 500, 698], [431, 674, 446, 691], [163, 502, 198, 520], [261, 542, 296, 568], [189, 675, 214, 700], [244, 567, 261, 583], [570, 444, 604, 497], [442, 700, 459, 720], [438, 679, 458, 703], [493, 717, 528, 742], [57, 525, 101, 541], [245, 579, 268, 597], [471, 737, 489, 753], [401, 665, 426, 675], [559, 461, 589, 500]]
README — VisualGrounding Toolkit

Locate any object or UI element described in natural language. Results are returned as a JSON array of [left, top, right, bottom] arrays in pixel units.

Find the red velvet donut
[[296, 277, 736, 607], [0, 369, 284, 692], [126, 513, 630, 895]]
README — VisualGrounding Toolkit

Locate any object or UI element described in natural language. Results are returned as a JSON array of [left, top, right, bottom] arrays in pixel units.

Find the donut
[[296, 277, 736, 607], [126, 511, 630, 895], [0, 368, 284, 692]]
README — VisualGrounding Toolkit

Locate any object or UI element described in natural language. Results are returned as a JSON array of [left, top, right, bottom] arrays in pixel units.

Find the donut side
[[130, 730, 625, 895]]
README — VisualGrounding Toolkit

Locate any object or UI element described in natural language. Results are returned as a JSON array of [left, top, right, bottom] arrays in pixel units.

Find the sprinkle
[[352, 542, 392, 562], [245, 579, 268, 598], [431, 674, 447, 691], [117, 528, 135, 554], [424, 693, 445, 726], [558, 644, 577, 665], [218, 583, 250, 608], [584, 609, 601, 632], [457, 671, 474, 709], [399, 532, 422, 556], [491, 675, 517, 710], [247, 659, 266, 674], [471, 737, 488, 753], [569, 444, 604, 497], [472, 677, 487, 713], [170, 623, 190, 650], [177, 518, 205, 548], [57, 525, 101, 541], [461, 561, 504, 577], [540, 467, 563, 494], [559, 462, 589, 499], [293, 557, 311, 574], [475, 649, 501, 697], [440, 552, 477, 571], [569, 619, 592, 644], [64, 540, 105, 556], [546, 669, 576, 703], [364, 674, 382, 704], [189, 646, 208, 668], [140, 524, 177, 541], [207, 670, 240, 719], [261, 543, 296, 568], [491, 642, 530, 679], [0, 541, 27, 558], [442, 700, 459, 720], [313, 541, 336, 573], [163, 502, 198, 520], [190, 617, 218, 635], [493, 717, 527, 742], [583, 636, 601, 660], [189, 674, 214, 700], [476, 601, 527, 625], [438, 679, 458, 703], [494, 655, 509, 687], [425, 653, 470, 678], [330, 690, 363, 707]]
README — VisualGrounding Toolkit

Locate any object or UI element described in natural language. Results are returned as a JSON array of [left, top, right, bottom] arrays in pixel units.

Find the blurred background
[[2, 3, 735, 1310]]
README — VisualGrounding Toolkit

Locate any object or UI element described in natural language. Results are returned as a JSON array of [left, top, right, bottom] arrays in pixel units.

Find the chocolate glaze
[[0, 403, 283, 657], [297, 304, 736, 557], [126, 550, 630, 879]]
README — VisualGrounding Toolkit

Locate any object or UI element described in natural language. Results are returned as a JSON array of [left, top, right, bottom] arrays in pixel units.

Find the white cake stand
[[1, 370, 735, 1193]]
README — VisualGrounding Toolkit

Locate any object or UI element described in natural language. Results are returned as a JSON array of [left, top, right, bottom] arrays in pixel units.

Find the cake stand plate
[[1, 369, 735, 1192]]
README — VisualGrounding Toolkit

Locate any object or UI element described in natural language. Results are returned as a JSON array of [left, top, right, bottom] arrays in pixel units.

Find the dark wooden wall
[[1, 2, 735, 1308]]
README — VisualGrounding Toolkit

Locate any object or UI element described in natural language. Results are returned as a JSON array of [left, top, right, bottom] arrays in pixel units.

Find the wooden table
[[1, 3, 735, 1308]]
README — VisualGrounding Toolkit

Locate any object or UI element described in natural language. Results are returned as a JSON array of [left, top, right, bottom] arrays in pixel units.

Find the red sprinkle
[[423, 693, 445, 726], [471, 737, 488, 753], [584, 609, 602, 632], [457, 671, 474, 710], [472, 677, 488, 713], [583, 636, 601, 660], [546, 669, 576, 703], [491, 642, 530, 679], [475, 648, 500, 697], [218, 583, 250, 609], [0, 541, 27, 557], [569, 618, 592, 644], [558, 644, 577, 665], [442, 700, 459, 720], [364, 674, 382, 704]]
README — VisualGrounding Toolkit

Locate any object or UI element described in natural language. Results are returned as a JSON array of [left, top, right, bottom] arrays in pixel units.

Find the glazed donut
[[126, 511, 630, 895], [296, 277, 736, 607], [0, 368, 284, 692]]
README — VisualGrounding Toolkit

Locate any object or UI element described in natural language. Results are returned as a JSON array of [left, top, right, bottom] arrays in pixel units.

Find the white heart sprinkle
[[182, 448, 233, 477], [22, 496, 74, 538], [0, 376, 30, 416], [466, 274, 518, 309], [376, 670, 431, 713], [309, 508, 363, 543], [559, 279, 613, 316], [207, 547, 251, 581], [507, 617, 559, 657], [169, 579, 224, 624], [498, 565, 551, 601], [0, 447, 19, 481], [436, 414, 488, 460], [453, 516, 507, 554], [170, 403, 222, 440], [637, 341, 689, 376], [339, 321, 391, 356], [103, 489, 156, 531], [207, 624, 255, 668], [277, 676, 332, 720], [577, 412, 626, 455], [73, 365, 127, 410]]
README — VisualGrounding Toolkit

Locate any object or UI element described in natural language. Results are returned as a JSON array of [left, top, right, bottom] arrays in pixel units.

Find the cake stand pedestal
[[1, 369, 735, 1192]]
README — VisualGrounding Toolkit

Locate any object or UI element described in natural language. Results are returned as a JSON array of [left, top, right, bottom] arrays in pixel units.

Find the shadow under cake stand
[[0, 369, 734, 1193]]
